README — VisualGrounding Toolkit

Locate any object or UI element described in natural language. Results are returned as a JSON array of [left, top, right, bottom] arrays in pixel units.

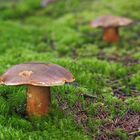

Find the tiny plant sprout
[[0, 63, 75, 117], [91, 15, 133, 43]]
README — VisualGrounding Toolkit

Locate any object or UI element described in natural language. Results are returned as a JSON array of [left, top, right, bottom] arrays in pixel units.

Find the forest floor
[[0, 0, 139, 139]]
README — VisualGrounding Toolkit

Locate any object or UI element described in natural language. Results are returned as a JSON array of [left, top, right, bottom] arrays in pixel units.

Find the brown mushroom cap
[[91, 15, 133, 28], [0, 63, 75, 86]]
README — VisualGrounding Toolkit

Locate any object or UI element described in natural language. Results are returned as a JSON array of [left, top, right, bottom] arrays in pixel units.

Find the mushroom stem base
[[27, 85, 51, 117], [103, 27, 119, 43]]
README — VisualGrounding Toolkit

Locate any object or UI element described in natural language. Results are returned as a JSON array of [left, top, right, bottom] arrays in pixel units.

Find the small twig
[[129, 130, 140, 135], [79, 93, 97, 98]]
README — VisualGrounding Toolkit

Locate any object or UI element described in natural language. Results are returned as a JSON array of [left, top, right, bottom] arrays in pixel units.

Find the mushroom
[[40, 0, 56, 7], [0, 62, 75, 117], [91, 15, 133, 43]]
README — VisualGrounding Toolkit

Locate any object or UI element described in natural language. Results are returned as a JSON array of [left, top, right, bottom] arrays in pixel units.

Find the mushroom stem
[[103, 27, 119, 43], [26, 85, 51, 117]]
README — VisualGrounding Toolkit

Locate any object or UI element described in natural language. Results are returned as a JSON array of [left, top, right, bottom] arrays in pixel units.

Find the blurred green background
[[0, 0, 139, 139]]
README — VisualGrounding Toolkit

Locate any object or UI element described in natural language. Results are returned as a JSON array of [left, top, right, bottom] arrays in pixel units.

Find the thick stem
[[26, 85, 51, 117], [103, 27, 119, 43]]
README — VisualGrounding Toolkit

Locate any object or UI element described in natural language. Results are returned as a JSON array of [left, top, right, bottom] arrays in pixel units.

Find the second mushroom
[[0, 62, 75, 117], [91, 15, 133, 43]]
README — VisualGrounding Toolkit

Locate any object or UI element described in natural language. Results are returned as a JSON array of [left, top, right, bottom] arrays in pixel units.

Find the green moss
[[0, 0, 139, 139], [112, 129, 128, 140], [126, 97, 140, 113], [103, 94, 127, 117], [135, 136, 140, 140], [131, 71, 140, 90]]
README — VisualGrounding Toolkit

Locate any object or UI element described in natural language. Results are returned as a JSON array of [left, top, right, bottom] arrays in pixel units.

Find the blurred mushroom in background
[[40, 0, 56, 7], [91, 15, 133, 43]]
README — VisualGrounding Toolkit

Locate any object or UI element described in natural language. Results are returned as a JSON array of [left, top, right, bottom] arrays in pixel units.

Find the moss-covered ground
[[0, 0, 140, 139]]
